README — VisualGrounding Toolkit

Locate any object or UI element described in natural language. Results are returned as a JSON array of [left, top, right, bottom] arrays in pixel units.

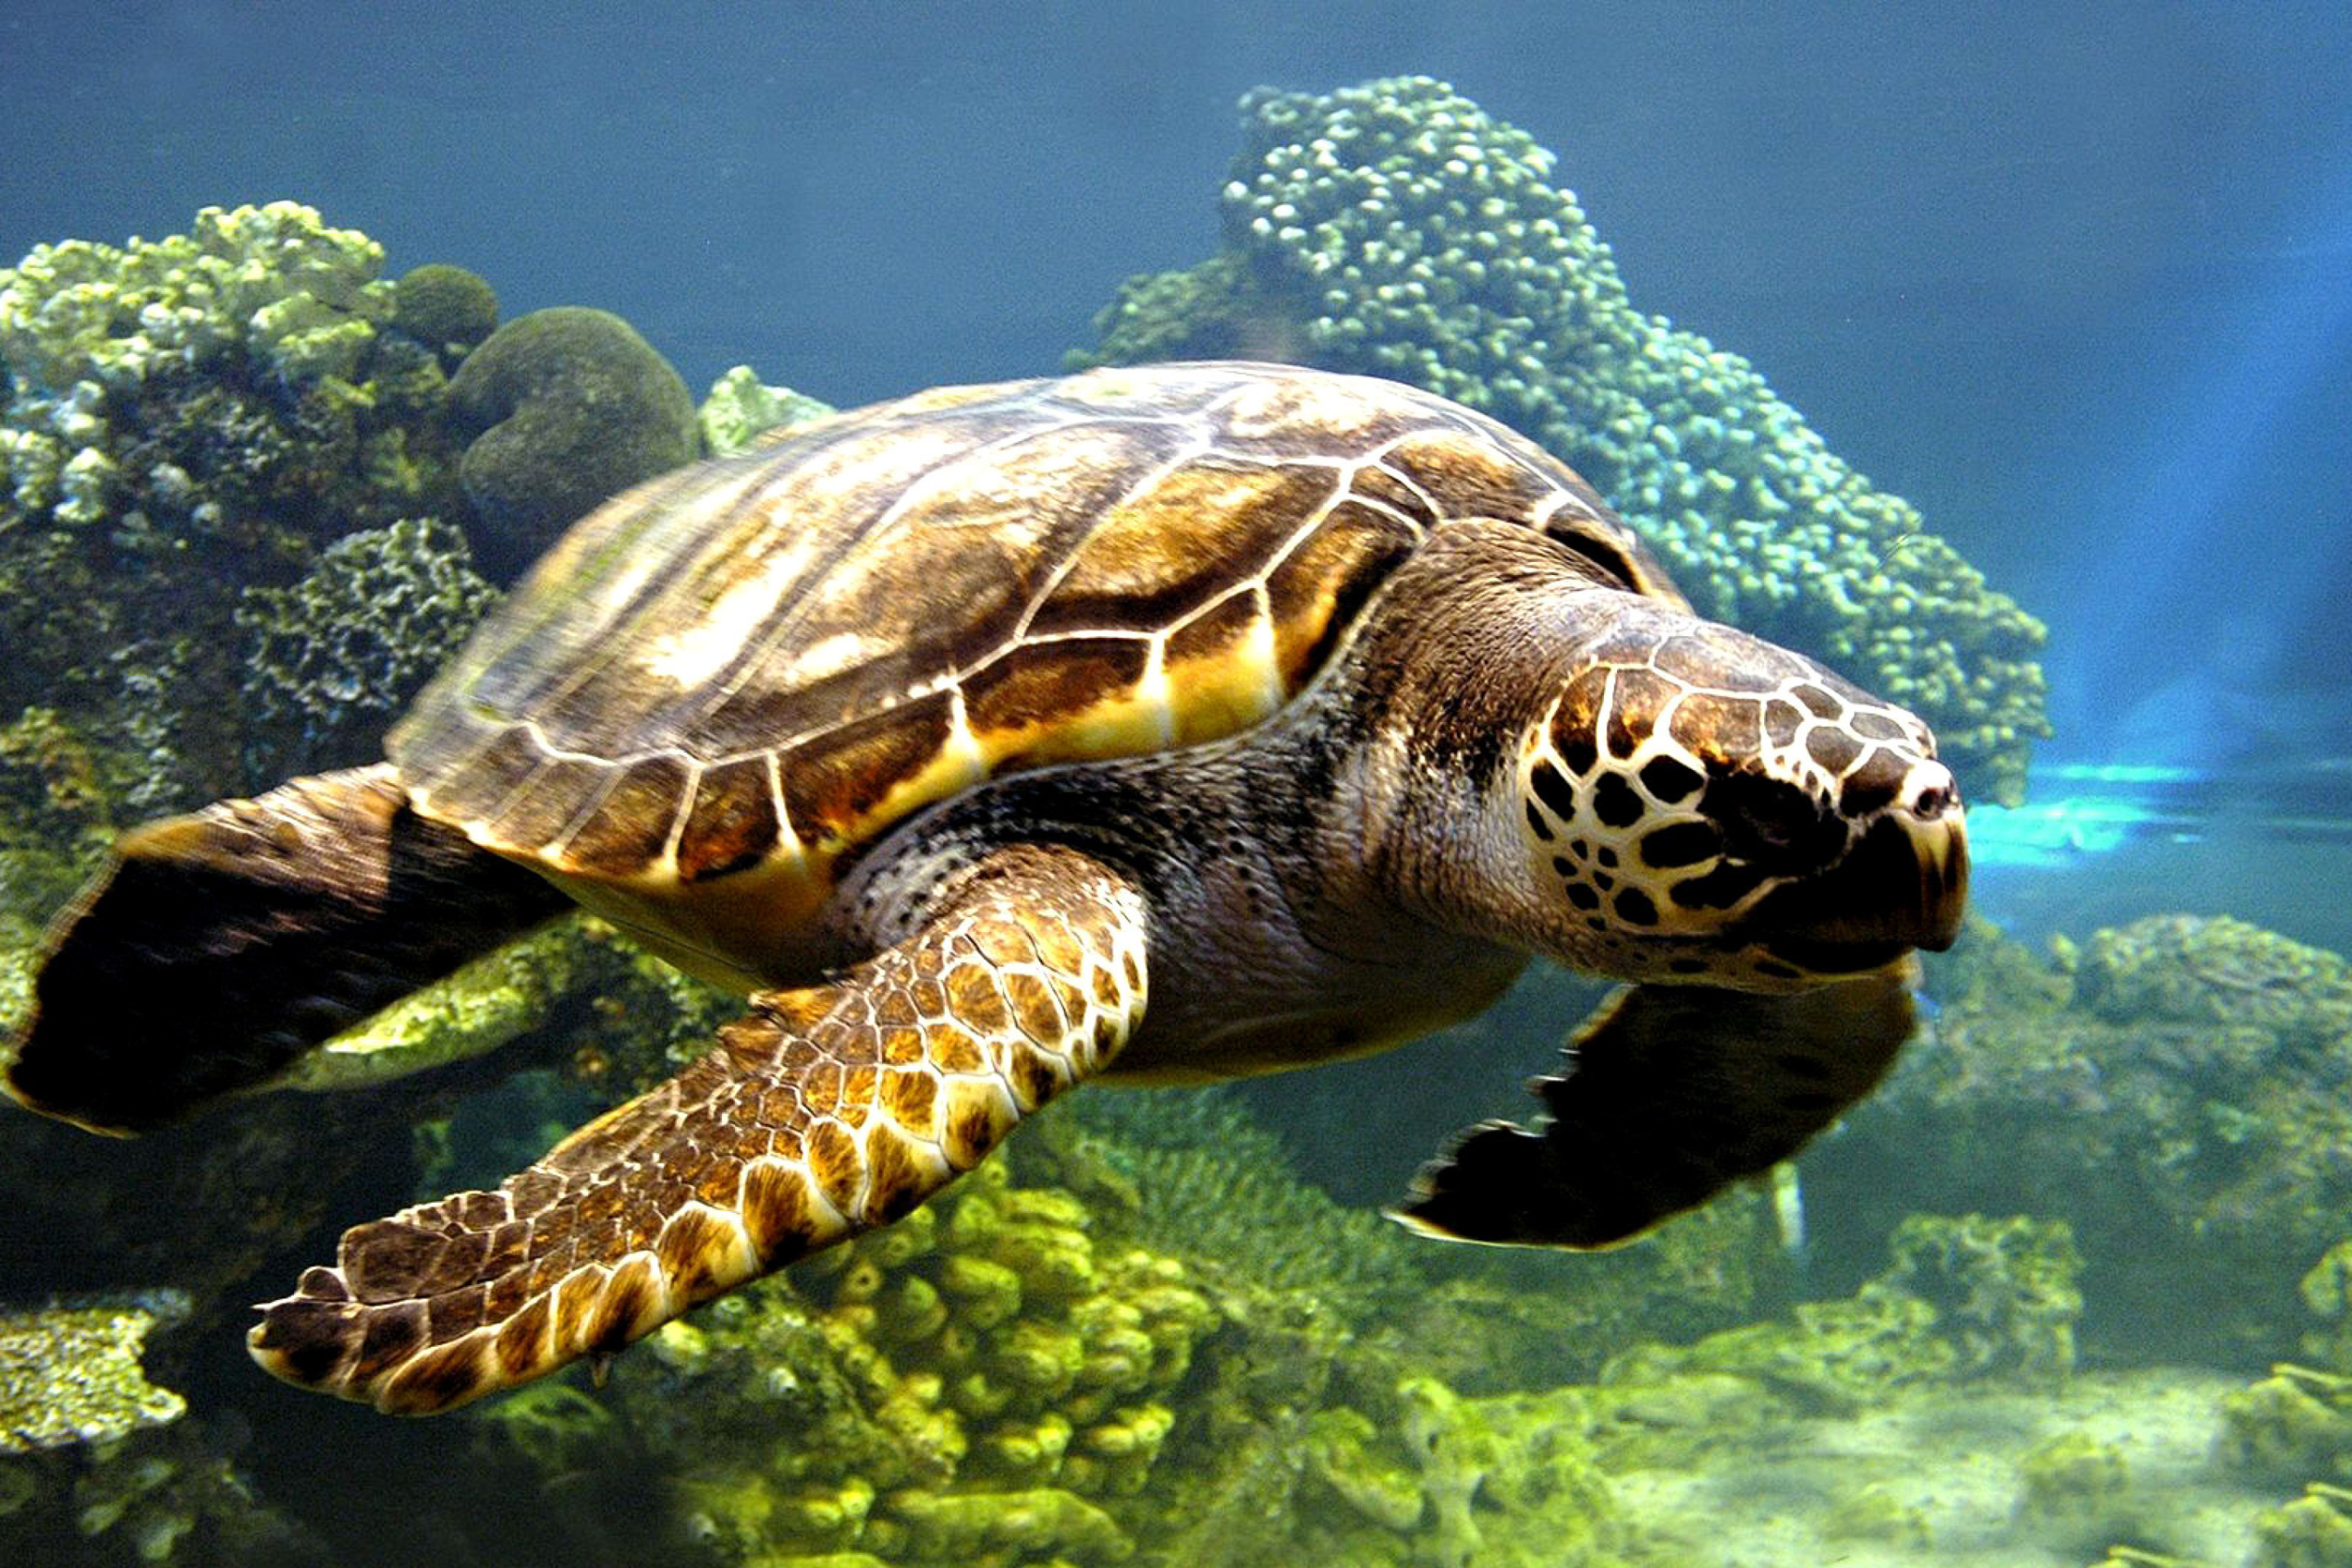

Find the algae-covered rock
[[2015, 1428, 2132, 1550], [2256, 1483, 2352, 1568], [1814, 916, 2352, 1363], [2076, 914, 2352, 1040], [1880, 1212, 2081, 1381], [1597, 1210, 2081, 1440], [448, 305, 699, 581], [1072, 75, 2048, 802]]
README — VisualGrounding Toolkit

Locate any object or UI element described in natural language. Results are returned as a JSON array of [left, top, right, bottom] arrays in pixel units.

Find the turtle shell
[[392, 361, 1677, 978]]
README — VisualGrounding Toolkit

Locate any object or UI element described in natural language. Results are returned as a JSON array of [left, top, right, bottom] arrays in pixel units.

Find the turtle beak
[[1739, 761, 1969, 974]]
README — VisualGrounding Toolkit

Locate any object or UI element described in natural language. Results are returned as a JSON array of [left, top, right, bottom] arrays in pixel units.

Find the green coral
[[446, 305, 700, 581], [480, 1156, 1220, 1564], [699, 365, 837, 457], [1073, 76, 2047, 801], [0, 203, 470, 810], [390, 263, 498, 364], [233, 514, 501, 775], [1815, 916, 2352, 1362], [0, 202, 388, 393], [0, 1291, 188, 1453], [1300, 1378, 1625, 1567], [1036, 1084, 1433, 1307]]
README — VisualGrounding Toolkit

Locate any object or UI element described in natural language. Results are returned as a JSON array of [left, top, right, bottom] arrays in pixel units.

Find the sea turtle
[[5, 361, 1967, 1414]]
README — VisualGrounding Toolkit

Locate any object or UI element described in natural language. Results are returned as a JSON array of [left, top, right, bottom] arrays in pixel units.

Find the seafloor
[[2, 77, 2346, 1568]]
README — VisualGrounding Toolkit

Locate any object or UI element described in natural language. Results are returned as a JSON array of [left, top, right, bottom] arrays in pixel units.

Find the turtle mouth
[[1738, 807, 1970, 977]]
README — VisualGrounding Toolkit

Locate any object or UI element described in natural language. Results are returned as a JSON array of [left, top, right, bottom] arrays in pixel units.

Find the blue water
[[6, 5, 2352, 1564]]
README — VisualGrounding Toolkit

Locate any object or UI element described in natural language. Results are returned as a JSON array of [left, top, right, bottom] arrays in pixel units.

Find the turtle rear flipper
[[1392, 963, 1918, 1249], [247, 844, 1149, 1414], [6, 764, 570, 1134]]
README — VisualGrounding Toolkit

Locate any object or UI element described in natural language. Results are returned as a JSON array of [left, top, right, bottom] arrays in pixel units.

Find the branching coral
[[1074, 76, 2047, 801]]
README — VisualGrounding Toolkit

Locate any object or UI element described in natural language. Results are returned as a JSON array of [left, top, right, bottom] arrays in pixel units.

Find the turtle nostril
[[1904, 766, 1958, 822]]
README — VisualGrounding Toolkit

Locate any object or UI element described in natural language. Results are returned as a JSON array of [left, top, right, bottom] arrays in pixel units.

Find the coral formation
[[1597, 1211, 2081, 1425], [1811, 915, 2352, 1361], [0, 203, 471, 808], [234, 514, 501, 776], [699, 365, 836, 457], [478, 1155, 1224, 1564], [0, 1291, 189, 1453], [2074, 913, 2352, 1040], [390, 262, 498, 365], [1072, 76, 2047, 801], [446, 305, 700, 581], [467, 1141, 1655, 1567]]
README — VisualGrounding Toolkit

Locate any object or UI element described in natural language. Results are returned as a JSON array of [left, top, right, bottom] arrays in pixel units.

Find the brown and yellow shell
[[391, 361, 1678, 977]]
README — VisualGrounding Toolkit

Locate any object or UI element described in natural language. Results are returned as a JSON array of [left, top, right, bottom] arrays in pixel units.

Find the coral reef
[[0, 1292, 327, 1563], [1071, 76, 2047, 801], [699, 365, 836, 457], [390, 263, 499, 366], [469, 1143, 1655, 1567], [1597, 1211, 2081, 1428], [476, 1155, 1224, 1564], [0, 203, 471, 808], [2072, 912, 2352, 1040], [446, 305, 700, 581], [234, 514, 501, 776], [0, 1291, 189, 1453], [1809, 915, 2352, 1361]]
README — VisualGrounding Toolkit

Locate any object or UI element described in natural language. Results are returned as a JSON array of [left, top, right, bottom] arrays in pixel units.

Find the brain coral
[[1076, 76, 2048, 803], [446, 305, 700, 582]]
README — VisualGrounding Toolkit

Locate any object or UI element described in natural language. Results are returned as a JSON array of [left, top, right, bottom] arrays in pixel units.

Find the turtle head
[[1511, 595, 1967, 988]]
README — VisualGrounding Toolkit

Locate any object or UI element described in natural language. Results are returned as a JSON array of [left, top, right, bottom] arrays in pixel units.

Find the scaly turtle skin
[[5, 362, 1967, 1414]]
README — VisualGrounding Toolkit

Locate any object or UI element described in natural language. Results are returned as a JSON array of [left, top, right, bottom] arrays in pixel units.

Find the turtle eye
[[1701, 771, 1844, 875]]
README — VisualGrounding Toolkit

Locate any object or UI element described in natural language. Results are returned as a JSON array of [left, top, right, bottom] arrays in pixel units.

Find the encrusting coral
[[1072, 76, 2048, 802], [234, 514, 501, 777], [1806, 914, 2352, 1362]]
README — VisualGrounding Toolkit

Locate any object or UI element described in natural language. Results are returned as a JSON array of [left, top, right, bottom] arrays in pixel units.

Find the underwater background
[[2, 2, 2350, 1564]]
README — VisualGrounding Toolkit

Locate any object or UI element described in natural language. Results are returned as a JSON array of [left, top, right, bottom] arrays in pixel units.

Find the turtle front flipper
[[6, 764, 571, 1134], [1392, 962, 1918, 1249], [248, 844, 1149, 1414]]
